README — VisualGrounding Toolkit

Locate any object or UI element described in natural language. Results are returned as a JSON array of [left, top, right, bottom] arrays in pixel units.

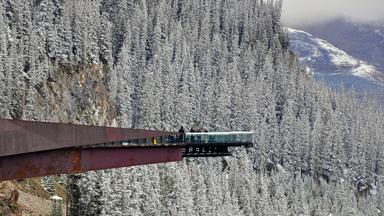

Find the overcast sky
[[282, 0, 384, 26]]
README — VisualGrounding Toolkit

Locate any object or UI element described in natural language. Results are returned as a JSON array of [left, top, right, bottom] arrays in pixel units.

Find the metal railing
[[114, 131, 255, 147], [184, 132, 254, 145]]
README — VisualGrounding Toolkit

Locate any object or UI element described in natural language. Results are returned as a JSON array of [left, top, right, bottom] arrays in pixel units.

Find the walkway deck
[[0, 119, 253, 181]]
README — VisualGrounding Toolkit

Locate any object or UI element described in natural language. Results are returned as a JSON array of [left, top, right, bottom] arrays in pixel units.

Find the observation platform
[[182, 132, 254, 157], [0, 118, 253, 181], [89, 131, 254, 157]]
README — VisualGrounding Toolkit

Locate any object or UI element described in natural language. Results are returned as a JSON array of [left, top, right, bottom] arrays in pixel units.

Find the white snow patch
[[285, 27, 314, 37], [50, 195, 63, 201], [352, 63, 377, 79], [305, 66, 313, 75], [315, 39, 355, 65], [276, 164, 286, 173], [314, 38, 377, 79]]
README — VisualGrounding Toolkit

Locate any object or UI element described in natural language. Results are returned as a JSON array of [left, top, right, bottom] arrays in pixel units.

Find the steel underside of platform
[[0, 147, 182, 181], [0, 119, 178, 157], [0, 119, 182, 181], [0, 119, 252, 181]]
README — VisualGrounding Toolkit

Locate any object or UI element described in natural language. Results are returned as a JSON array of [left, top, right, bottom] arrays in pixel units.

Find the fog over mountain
[[282, 0, 384, 25]]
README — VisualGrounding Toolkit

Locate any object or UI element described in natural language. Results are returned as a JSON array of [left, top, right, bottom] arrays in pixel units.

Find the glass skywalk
[[111, 131, 254, 157], [183, 131, 254, 145], [120, 131, 254, 148]]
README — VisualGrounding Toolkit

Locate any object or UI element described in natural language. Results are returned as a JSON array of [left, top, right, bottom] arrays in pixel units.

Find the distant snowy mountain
[[296, 18, 384, 72], [287, 28, 384, 104], [287, 28, 380, 79]]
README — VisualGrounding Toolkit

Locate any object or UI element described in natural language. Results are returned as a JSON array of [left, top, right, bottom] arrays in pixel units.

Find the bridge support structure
[[0, 119, 253, 181], [0, 119, 181, 181], [0, 147, 182, 181]]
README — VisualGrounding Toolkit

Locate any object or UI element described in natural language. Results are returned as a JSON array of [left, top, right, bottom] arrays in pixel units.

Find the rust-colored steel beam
[[0, 119, 178, 157], [0, 147, 183, 181]]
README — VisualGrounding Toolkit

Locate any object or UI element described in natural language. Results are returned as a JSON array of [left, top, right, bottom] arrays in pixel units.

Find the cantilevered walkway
[[0, 119, 253, 181]]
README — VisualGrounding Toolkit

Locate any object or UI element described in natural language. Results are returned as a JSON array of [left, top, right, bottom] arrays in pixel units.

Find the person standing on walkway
[[178, 126, 185, 142]]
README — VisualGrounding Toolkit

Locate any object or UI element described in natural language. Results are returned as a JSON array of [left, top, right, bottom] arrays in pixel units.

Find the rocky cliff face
[[10, 63, 117, 125], [0, 62, 118, 215], [0, 182, 19, 215]]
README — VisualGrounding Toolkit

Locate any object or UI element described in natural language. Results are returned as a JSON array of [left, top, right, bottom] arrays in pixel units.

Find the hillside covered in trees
[[0, 0, 384, 215]]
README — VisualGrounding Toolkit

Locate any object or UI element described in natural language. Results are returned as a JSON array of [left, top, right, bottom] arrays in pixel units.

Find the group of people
[[177, 123, 208, 143], [178, 125, 208, 134]]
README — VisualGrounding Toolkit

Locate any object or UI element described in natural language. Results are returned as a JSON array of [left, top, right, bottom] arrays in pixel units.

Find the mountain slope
[[296, 17, 384, 72], [287, 28, 380, 79], [287, 28, 384, 103]]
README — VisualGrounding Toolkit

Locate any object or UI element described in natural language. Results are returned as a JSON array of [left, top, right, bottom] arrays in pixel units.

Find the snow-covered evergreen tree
[[1, 0, 384, 215]]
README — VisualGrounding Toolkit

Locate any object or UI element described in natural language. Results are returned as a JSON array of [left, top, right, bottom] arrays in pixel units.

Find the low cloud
[[282, 0, 384, 25]]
